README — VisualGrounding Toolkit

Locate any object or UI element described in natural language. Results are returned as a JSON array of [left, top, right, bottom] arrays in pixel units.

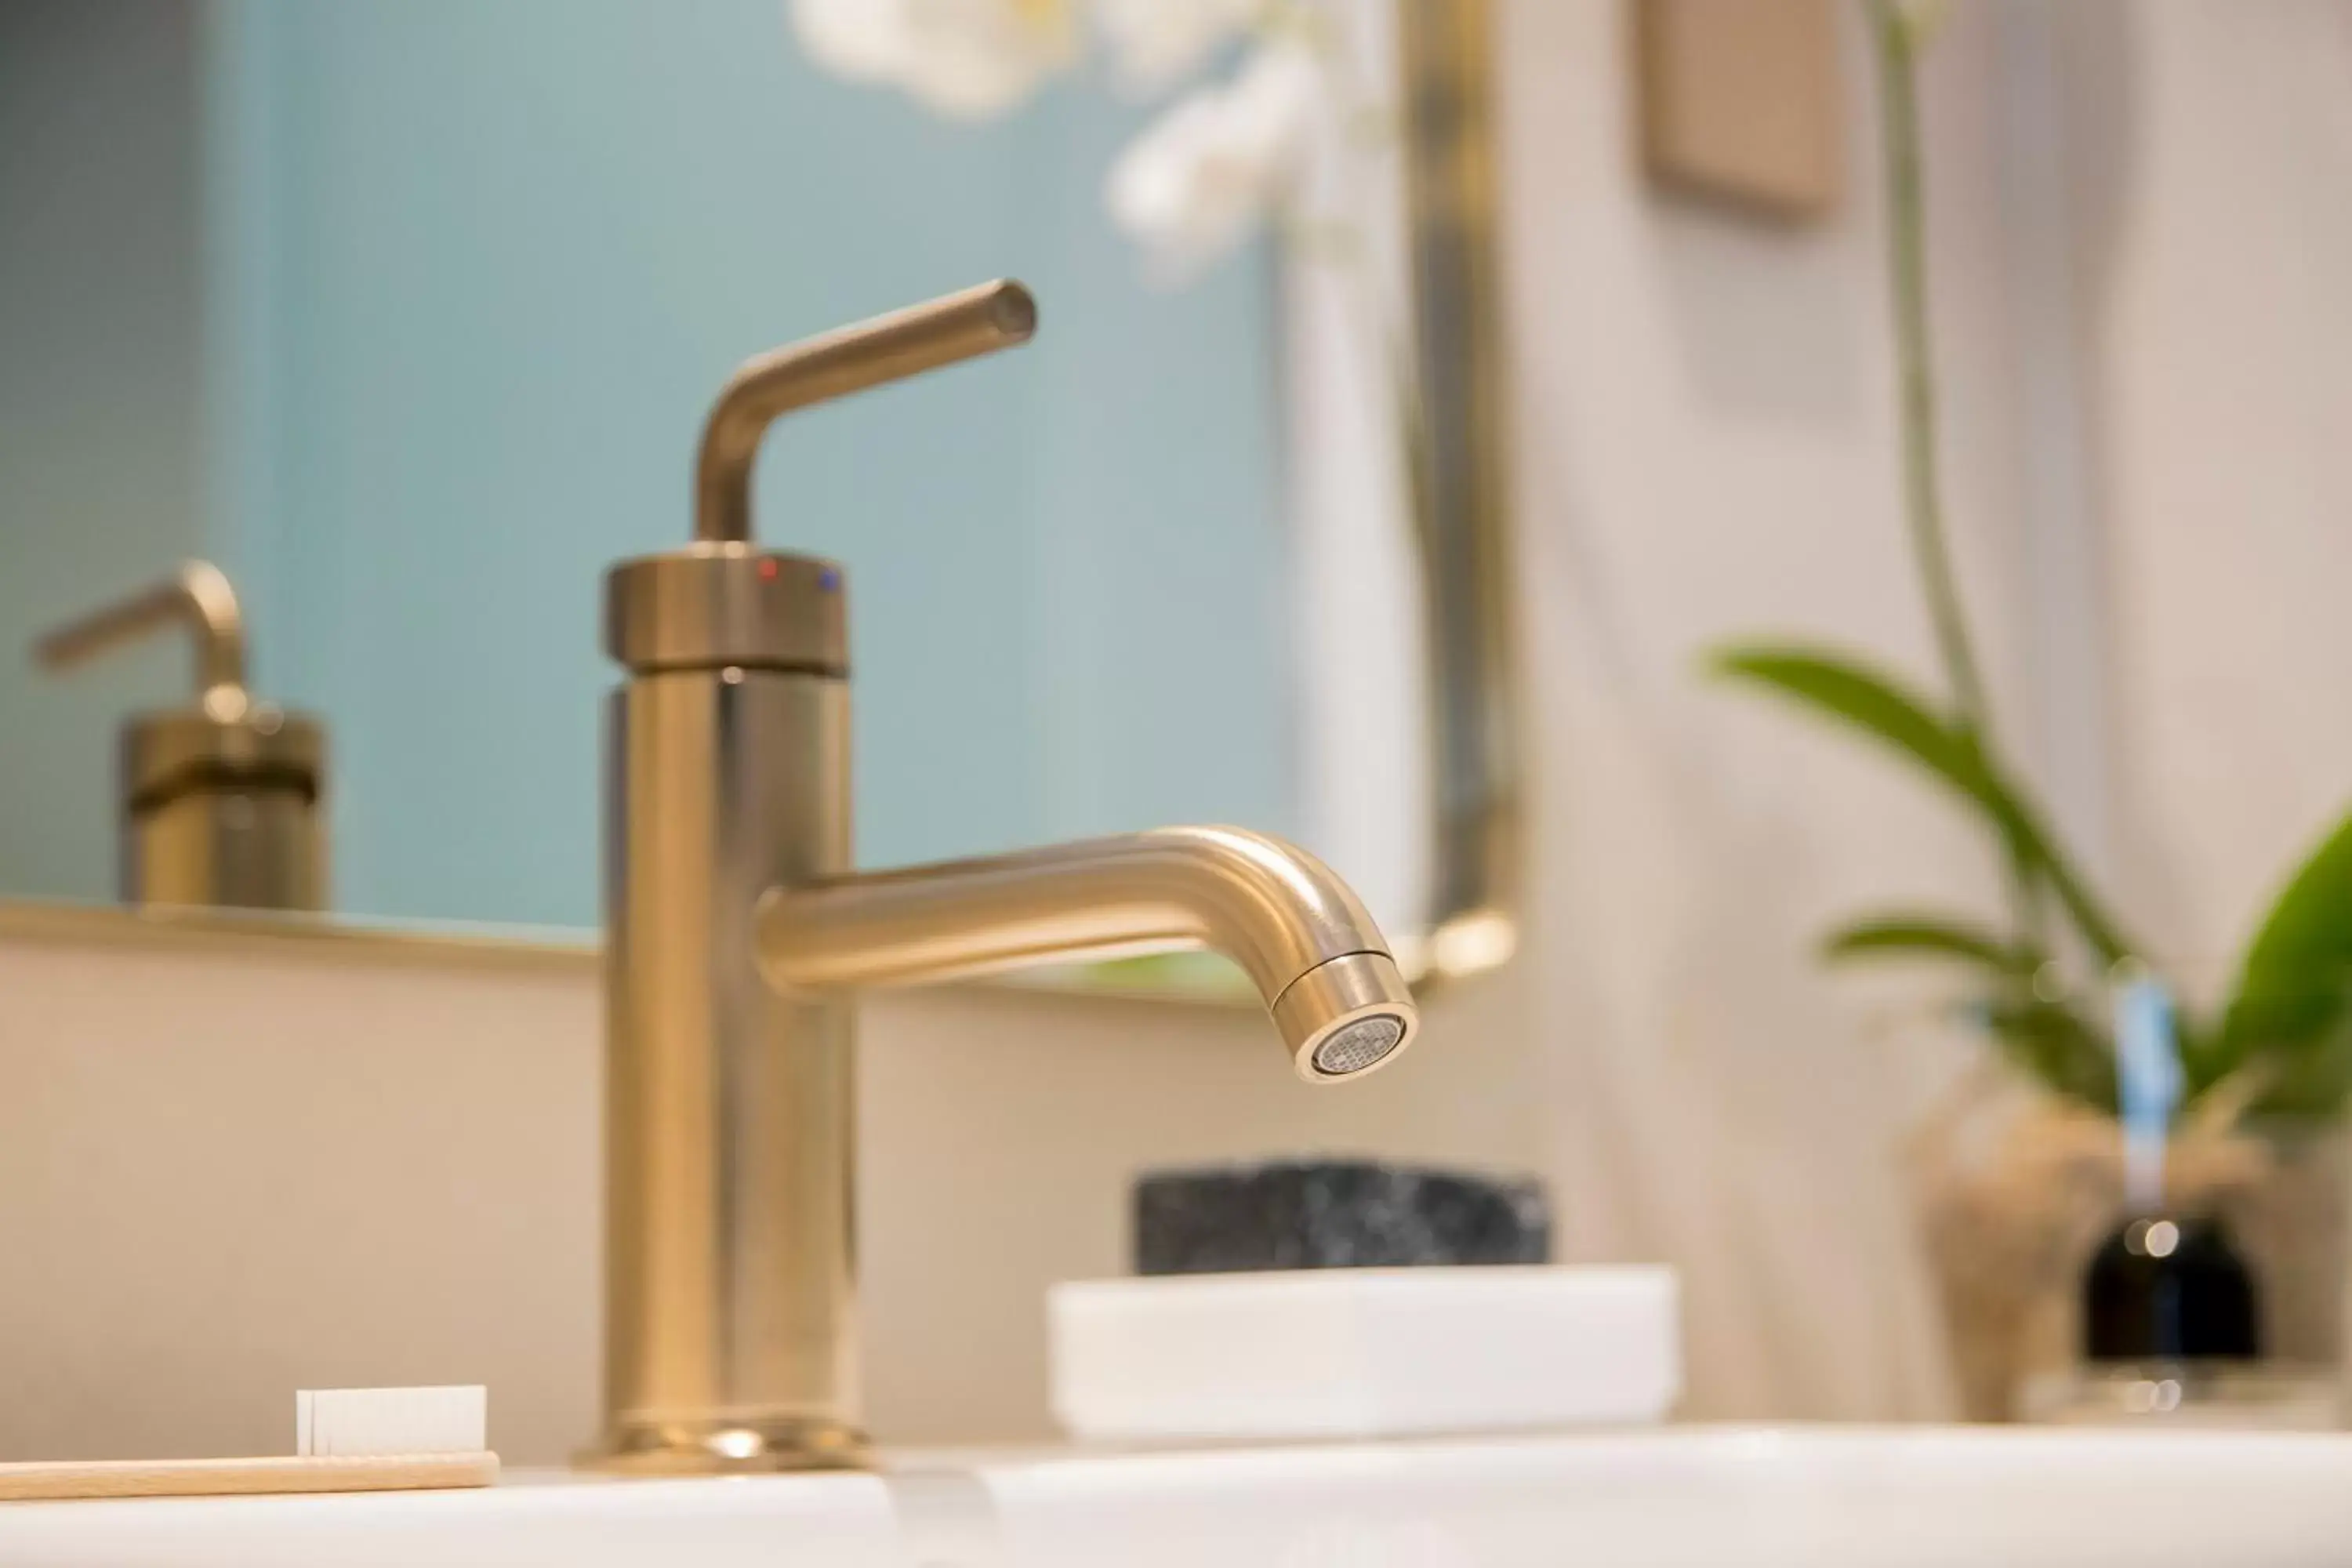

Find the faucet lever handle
[[32, 560, 251, 720], [693, 278, 1037, 544]]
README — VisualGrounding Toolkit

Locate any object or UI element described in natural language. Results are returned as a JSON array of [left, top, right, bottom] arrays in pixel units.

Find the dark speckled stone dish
[[1133, 1159, 1552, 1276]]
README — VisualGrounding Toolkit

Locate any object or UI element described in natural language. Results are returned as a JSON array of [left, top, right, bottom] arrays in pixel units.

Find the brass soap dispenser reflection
[[33, 561, 328, 912], [588, 280, 1421, 1475]]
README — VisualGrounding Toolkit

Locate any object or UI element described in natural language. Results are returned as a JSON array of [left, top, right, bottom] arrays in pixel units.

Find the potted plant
[[1711, 1, 2352, 1418]]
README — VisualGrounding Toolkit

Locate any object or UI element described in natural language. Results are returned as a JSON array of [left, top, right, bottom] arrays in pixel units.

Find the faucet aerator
[[1309, 1013, 1410, 1078]]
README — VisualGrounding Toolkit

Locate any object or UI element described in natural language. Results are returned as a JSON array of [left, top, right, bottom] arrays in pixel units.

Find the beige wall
[[1489, 0, 2352, 1419], [2069, 1, 2352, 975], [1493, 0, 2031, 1420], [0, 923, 1536, 1465]]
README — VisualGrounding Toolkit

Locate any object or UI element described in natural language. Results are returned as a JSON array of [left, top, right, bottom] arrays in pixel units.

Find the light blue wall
[[204, 0, 1295, 927], [0, 2, 207, 904]]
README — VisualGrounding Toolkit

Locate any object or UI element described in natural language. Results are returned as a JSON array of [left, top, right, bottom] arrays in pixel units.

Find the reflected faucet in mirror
[[587, 280, 1421, 1475], [31, 561, 328, 913]]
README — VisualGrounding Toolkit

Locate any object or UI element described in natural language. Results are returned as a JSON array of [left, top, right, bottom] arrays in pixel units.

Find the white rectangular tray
[[1050, 1264, 1679, 1441]]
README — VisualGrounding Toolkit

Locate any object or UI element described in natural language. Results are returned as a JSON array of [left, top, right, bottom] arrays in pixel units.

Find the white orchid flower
[[1104, 41, 1322, 281], [789, 0, 1080, 120], [1092, 0, 1265, 96]]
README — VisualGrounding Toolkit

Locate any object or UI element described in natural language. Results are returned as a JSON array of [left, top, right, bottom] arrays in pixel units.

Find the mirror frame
[[1070, 0, 1521, 1000], [0, 1, 1523, 1001], [1397, 0, 1521, 989]]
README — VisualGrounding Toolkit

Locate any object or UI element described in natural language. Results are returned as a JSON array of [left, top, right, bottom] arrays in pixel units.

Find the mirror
[[0, 0, 1514, 988]]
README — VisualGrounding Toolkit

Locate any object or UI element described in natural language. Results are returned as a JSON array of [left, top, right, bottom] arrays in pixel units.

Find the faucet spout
[[755, 827, 1418, 1080]]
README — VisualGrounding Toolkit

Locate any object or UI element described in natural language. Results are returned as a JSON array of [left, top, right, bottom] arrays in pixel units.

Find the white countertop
[[3, 1426, 2350, 1566]]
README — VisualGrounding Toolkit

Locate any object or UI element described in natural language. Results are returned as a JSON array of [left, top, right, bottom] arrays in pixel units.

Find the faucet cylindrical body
[[121, 717, 326, 910], [589, 549, 867, 1473]]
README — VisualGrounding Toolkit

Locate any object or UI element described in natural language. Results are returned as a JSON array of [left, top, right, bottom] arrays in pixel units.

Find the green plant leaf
[[2212, 807, 2352, 1115], [1710, 644, 1988, 796], [2249, 1011, 2352, 1119], [1978, 994, 2116, 1112], [1829, 911, 2114, 1105], [1708, 642, 2134, 964], [1822, 913, 2043, 976]]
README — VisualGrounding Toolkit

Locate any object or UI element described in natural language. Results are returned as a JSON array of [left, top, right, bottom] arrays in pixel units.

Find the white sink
[[3, 1427, 2350, 1566]]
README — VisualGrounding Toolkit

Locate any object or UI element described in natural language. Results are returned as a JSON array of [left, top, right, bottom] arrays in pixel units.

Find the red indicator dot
[[758, 559, 779, 581]]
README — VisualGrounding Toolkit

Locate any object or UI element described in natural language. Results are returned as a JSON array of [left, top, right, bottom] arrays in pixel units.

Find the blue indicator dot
[[818, 568, 841, 593]]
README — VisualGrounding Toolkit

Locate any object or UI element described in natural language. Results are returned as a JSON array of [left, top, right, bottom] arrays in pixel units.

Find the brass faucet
[[32, 561, 328, 911], [584, 281, 1421, 1474]]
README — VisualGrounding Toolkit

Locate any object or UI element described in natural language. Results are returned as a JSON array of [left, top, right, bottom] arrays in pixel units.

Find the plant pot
[[1907, 1065, 2349, 1421]]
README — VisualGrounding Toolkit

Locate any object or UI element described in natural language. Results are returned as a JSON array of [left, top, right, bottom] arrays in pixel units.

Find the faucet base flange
[[577, 1414, 872, 1475]]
